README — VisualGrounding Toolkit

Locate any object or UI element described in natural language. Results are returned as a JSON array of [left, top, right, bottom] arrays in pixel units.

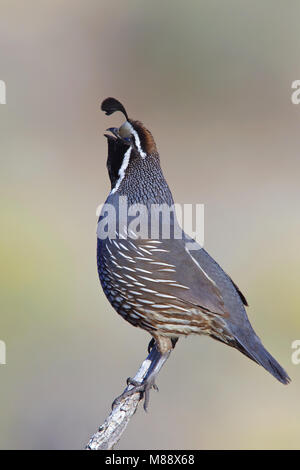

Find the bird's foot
[[112, 376, 159, 412]]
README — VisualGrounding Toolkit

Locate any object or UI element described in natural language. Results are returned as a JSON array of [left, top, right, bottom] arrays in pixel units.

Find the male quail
[[97, 97, 290, 408]]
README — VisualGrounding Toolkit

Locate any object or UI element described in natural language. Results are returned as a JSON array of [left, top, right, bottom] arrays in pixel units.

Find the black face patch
[[105, 135, 130, 189]]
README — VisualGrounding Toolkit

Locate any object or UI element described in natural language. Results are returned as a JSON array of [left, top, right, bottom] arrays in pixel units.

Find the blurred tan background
[[1, 0, 300, 449]]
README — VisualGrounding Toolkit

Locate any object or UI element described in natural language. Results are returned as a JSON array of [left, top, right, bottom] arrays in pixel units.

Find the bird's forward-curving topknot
[[101, 97, 129, 120]]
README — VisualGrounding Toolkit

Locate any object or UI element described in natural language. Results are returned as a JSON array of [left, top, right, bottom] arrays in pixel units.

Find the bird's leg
[[147, 338, 155, 353], [149, 336, 177, 354], [112, 337, 176, 411], [125, 351, 168, 411]]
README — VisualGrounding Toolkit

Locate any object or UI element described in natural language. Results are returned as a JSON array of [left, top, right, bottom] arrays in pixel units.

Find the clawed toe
[[111, 342, 170, 412], [111, 376, 159, 412]]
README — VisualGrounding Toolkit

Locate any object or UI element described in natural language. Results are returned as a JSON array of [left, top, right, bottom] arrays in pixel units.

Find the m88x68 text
[[149, 454, 195, 465]]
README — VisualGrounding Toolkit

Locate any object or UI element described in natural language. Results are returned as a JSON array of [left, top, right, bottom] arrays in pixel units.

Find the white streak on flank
[[150, 248, 169, 253], [119, 243, 129, 251], [142, 245, 160, 249], [135, 268, 152, 274], [132, 309, 146, 318], [106, 246, 113, 256], [154, 293, 176, 299], [158, 268, 176, 272], [133, 248, 145, 257], [184, 247, 217, 287], [124, 274, 137, 282], [122, 266, 135, 272], [136, 250, 147, 258], [169, 283, 190, 290], [110, 147, 132, 195], [129, 290, 143, 296], [118, 251, 133, 260], [140, 287, 158, 294], [150, 304, 169, 309], [138, 299, 153, 304], [137, 275, 174, 283], [149, 261, 175, 267], [151, 314, 190, 325], [139, 247, 152, 255], [128, 241, 138, 250], [110, 259, 122, 268], [161, 304, 189, 312]]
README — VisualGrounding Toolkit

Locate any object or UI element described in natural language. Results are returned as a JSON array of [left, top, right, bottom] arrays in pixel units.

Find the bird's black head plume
[[101, 97, 129, 121]]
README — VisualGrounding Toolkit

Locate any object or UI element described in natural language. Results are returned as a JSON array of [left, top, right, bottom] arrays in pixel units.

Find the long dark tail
[[234, 335, 290, 385]]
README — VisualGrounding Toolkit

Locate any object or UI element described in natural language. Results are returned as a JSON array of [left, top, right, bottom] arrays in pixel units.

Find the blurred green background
[[1, 0, 300, 450]]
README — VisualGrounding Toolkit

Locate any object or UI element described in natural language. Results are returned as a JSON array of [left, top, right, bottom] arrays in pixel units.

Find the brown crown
[[131, 120, 157, 155]]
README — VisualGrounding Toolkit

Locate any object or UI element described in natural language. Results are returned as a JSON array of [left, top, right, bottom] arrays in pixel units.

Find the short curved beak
[[106, 127, 120, 138], [105, 127, 131, 146]]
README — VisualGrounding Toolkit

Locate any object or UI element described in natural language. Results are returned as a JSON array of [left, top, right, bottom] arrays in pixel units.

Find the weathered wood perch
[[85, 344, 171, 450]]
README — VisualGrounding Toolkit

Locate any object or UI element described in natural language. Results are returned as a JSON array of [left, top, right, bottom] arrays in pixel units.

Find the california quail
[[97, 97, 290, 408]]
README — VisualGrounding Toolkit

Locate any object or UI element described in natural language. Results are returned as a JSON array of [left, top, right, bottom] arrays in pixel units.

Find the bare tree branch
[[85, 344, 171, 450]]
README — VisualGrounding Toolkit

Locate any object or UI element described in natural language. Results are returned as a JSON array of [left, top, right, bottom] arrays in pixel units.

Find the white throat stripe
[[110, 147, 132, 194]]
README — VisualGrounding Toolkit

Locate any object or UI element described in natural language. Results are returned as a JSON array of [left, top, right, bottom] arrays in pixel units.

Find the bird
[[97, 97, 290, 409]]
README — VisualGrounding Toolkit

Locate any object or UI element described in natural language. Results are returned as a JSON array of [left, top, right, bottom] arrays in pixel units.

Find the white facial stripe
[[126, 122, 147, 159], [110, 147, 132, 195]]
